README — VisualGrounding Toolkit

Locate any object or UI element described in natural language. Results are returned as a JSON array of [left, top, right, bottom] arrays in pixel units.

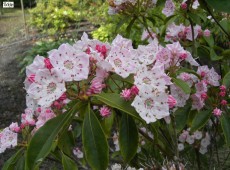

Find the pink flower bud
[[9, 122, 20, 133], [120, 88, 132, 101], [88, 79, 106, 95], [180, 3, 187, 10], [59, 93, 67, 101], [203, 29, 211, 37], [201, 93, 208, 100], [179, 53, 187, 60], [168, 95, 177, 108], [220, 85, 226, 91], [99, 106, 111, 117], [200, 71, 206, 78], [219, 91, 226, 97], [28, 74, 35, 83], [130, 85, 139, 96], [213, 108, 222, 117], [221, 100, 227, 106], [44, 58, 53, 70]]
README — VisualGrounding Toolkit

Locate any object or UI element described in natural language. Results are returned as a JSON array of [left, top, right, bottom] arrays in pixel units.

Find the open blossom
[[49, 43, 90, 82], [170, 84, 189, 107], [73, 147, 84, 158], [0, 127, 18, 153], [27, 69, 66, 107], [9, 122, 20, 133], [99, 106, 111, 117], [162, 0, 175, 17], [106, 35, 138, 78], [35, 108, 56, 129], [197, 66, 220, 86], [131, 87, 169, 123], [21, 108, 36, 126], [213, 108, 222, 117], [136, 40, 158, 65]]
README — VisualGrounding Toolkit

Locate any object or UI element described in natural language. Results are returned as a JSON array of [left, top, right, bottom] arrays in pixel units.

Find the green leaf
[[220, 114, 230, 146], [206, 0, 230, 13], [126, 17, 137, 37], [111, 74, 134, 84], [119, 113, 138, 163], [26, 103, 80, 170], [146, 17, 156, 27], [203, 35, 214, 47], [190, 110, 212, 132], [188, 13, 201, 25], [58, 131, 75, 156], [223, 71, 230, 88], [82, 104, 109, 170], [2, 148, 24, 170], [172, 78, 191, 94], [101, 111, 115, 137], [174, 104, 191, 131], [95, 93, 142, 121], [115, 17, 129, 33], [62, 154, 78, 170], [15, 155, 25, 170], [210, 48, 223, 61]]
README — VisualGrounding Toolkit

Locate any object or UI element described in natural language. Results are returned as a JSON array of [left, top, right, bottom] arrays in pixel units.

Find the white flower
[[111, 163, 122, 170], [0, 127, 18, 153], [49, 44, 89, 82], [131, 86, 169, 124], [178, 143, 184, 151], [162, 0, 175, 17], [27, 69, 66, 107], [134, 66, 168, 93], [186, 135, 195, 144], [193, 131, 203, 140], [199, 146, 207, 154]]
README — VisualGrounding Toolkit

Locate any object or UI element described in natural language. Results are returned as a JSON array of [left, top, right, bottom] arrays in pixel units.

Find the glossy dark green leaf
[[174, 104, 191, 131], [26, 103, 80, 170], [223, 71, 230, 88], [172, 78, 191, 94], [15, 155, 25, 170], [210, 48, 223, 61], [101, 111, 115, 137], [62, 154, 78, 170], [220, 114, 230, 146], [58, 131, 75, 156], [82, 105, 109, 170], [203, 35, 214, 47], [119, 113, 138, 163], [190, 110, 212, 132], [95, 93, 142, 121], [188, 13, 201, 25], [2, 148, 24, 170], [206, 0, 230, 13], [126, 17, 137, 37]]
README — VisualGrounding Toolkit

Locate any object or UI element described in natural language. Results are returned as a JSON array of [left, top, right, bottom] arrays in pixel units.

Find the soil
[[0, 41, 29, 168]]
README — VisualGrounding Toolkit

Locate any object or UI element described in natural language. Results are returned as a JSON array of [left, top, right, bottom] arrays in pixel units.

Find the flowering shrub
[[1, 0, 230, 169]]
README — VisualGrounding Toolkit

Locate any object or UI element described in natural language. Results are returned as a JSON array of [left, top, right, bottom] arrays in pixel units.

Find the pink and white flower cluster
[[0, 32, 221, 153], [178, 129, 211, 154], [165, 23, 211, 42]]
